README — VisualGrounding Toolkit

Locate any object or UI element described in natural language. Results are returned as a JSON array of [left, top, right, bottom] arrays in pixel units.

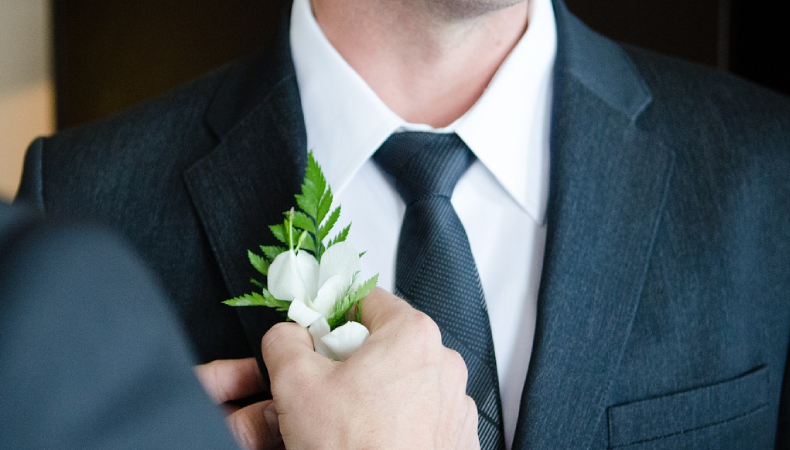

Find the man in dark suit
[[15, 0, 790, 448]]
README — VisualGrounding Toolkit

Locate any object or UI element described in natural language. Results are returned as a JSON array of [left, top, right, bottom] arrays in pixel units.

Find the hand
[[262, 288, 479, 450], [194, 358, 283, 450]]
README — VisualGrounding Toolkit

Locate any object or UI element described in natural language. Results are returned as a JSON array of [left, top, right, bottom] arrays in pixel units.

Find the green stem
[[288, 208, 295, 250], [314, 217, 321, 262], [296, 230, 308, 253]]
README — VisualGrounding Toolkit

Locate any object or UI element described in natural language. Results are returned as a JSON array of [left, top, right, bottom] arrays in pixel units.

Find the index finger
[[360, 288, 415, 332], [194, 358, 266, 404]]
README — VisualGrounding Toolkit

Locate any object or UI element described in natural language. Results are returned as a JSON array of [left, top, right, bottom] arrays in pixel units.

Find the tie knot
[[373, 132, 475, 204]]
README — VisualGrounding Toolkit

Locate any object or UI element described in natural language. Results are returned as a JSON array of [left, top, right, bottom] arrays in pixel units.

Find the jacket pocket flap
[[608, 366, 769, 447]]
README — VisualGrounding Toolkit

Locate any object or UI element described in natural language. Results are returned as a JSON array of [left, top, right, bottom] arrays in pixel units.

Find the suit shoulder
[[40, 49, 281, 167], [44, 60, 234, 158], [624, 46, 790, 160], [625, 46, 790, 127], [622, 47, 790, 218], [31, 54, 267, 210]]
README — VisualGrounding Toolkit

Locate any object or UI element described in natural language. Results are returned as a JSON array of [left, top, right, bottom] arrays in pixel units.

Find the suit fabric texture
[[0, 203, 238, 450], [15, 1, 790, 448]]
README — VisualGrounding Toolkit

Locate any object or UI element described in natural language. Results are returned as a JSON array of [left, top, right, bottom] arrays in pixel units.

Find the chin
[[430, 0, 528, 19]]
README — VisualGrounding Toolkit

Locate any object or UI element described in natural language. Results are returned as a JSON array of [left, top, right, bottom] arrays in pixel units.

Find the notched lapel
[[184, 12, 307, 377], [513, 2, 676, 449], [184, 75, 307, 374]]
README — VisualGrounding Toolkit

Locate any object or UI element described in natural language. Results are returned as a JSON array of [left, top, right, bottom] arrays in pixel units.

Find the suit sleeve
[[0, 220, 239, 450], [14, 137, 45, 212]]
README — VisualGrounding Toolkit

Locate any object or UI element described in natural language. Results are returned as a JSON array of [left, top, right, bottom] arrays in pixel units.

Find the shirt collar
[[290, 0, 556, 223]]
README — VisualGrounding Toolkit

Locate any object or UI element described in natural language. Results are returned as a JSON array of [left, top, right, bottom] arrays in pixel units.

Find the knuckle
[[228, 411, 260, 450], [445, 349, 469, 386], [261, 322, 292, 354], [195, 359, 219, 379], [211, 364, 233, 403], [409, 311, 442, 344], [194, 360, 217, 384], [195, 360, 229, 403], [466, 396, 479, 423]]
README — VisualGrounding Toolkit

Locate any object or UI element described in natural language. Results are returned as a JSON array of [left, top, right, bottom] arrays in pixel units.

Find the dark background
[[54, 0, 790, 130]]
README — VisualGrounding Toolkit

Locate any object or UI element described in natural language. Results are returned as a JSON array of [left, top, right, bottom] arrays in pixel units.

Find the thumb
[[261, 322, 324, 380]]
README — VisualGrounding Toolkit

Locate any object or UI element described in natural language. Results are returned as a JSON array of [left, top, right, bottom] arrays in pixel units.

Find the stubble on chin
[[421, 0, 527, 21]]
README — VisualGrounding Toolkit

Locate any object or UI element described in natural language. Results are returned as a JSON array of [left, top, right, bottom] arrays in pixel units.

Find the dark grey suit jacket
[[15, 1, 790, 448], [0, 203, 238, 449]]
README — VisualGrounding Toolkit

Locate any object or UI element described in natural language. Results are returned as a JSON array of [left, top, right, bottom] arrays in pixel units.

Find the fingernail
[[263, 402, 281, 439]]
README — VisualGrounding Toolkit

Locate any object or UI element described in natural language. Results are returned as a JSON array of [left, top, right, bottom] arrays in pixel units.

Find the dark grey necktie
[[374, 132, 505, 450]]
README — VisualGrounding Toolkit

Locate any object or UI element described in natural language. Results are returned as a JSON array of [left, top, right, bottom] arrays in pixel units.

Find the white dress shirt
[[290, 0, 556, 446]]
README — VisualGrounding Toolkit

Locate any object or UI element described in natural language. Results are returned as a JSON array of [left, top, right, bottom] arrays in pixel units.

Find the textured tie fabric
[[374, 132, 505, 450]]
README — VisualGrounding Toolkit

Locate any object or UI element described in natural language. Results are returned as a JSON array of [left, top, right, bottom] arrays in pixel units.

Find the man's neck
[[311, 0, 529, 128]]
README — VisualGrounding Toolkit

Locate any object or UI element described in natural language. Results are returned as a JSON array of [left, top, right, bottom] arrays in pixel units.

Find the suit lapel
[[512, 2, 676, 448], [183, 14, 307, 372]]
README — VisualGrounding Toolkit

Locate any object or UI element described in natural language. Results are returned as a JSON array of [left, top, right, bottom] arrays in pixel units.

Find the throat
[[312, 0, 529, 128]]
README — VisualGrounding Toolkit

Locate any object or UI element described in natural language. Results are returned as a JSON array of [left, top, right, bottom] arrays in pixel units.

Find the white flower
[[308, 317, 370, 361], [267, 241, 369, 360]]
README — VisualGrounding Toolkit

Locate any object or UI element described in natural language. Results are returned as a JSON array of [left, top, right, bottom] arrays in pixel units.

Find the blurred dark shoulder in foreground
[[0, 202, 238, 450]]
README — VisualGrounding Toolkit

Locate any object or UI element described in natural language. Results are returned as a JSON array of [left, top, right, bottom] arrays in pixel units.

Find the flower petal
[[318, 242, 360, 288], [268, 250, 319, 301], [295, 251, 320, 297], [287, 300, 322, 328], [312, 274, 350, 318], [320, 321, 370, 361], [308, 317, 337, 359], [307, 316, 330, 338]]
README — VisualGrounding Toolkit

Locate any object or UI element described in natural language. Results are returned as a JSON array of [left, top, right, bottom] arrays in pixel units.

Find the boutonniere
[[224, 152, 378, 361]]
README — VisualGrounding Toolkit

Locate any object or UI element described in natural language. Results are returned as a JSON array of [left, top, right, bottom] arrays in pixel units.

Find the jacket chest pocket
[[607, 366, 771, 449]]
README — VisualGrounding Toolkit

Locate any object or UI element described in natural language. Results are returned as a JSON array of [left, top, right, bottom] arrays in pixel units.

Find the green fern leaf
[[292, 210, 314, 231], [305, 153, 327, 199], [260, 245, 287, 261], [352, 274, 378, 302], [248, 250, 269, 276], [295, 193, 317, 217], [223, 292, 268, 307], [316, 186, 333, 225], [320, 206, 341, 241], [269, 224, 287, 245], [327, 224, 351, 248], [261, 288, 292, 312], [326, 273, 360, 328], [299, 238, 316, 253]]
